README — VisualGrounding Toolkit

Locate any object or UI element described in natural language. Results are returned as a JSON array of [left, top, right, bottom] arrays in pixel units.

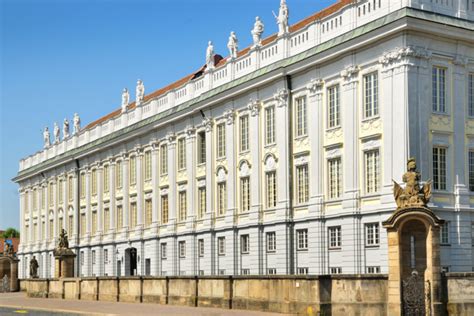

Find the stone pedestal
[[54, 248, 76, 278], [0, 256, 19, 292], [383, 207, 445, 316]]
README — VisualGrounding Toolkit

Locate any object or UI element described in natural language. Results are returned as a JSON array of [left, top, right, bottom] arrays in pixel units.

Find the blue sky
[[0, 0, 336, 230]]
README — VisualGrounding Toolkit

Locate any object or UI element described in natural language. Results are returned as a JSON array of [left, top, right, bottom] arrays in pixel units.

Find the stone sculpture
[[274, 0, 289, 36], [206, 41, 215, 70], [5, 243, 14, 257], [251, 17, 264, 47], [53, 122, 60, 144], [73, 113, 81, 135], [136, 80, 145, 105], [63, 118, 70, 139], [43, 127, 50, 148], [58, 229, 69, 249], [227, 32, 238, 59], [393, 158, 432, 209], [122, 88, 130, 112], [29, 256, 39, 278]]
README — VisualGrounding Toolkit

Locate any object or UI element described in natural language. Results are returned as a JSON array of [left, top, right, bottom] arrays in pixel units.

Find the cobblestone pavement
[[0, 293, 293, 316]]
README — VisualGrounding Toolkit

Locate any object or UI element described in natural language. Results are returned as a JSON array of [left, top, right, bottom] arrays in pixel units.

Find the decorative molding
[[306, 78, 324, 95], [185, 125, 196, 137], [197, 179, 206, 188], [453, 55, 468, 67], [264, 154, 277, 172], [166, 132, 176, 143], [247, 98, 261, 116], [378, 46, 432, 68], [294, 155, 309, 166], [326, 146, 342, 159], [216, 167, 228, 183], [361, 138, 381, 151], [203, 117, 213, 132], [223, 109, 235, 125], [273, 89, 289, 107], [340, 65, 360, 81], [239, 160, 251, 177]]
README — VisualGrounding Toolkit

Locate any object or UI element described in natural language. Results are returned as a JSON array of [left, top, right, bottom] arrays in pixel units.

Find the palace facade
[[14, 0, 474, 278]]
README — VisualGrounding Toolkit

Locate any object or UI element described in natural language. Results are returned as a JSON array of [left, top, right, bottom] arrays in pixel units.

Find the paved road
[[0, 293, 292, 316]]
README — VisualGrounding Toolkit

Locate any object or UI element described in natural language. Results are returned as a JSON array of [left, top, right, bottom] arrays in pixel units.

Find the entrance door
[[124, 248, 137, 276]]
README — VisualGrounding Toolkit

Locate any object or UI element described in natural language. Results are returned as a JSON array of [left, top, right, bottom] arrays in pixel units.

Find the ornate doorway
[[124, 248, 137, 276]]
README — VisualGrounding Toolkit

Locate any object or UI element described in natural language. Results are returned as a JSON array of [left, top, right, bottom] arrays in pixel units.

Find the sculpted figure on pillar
[[251, 17, 264, 47], [227, 32, 238, 59], [122, 88, 130, 112], [136, 80, 145, 105], [63, 118, 70, 139], [393, 157, 432, 209], [43, 127, 51, 148], [58, 228, 69, 249], [73, 113, 81, 135], [206, 41, 215, 70], [29, 256, 39, 278], [274, 0, 289, 36], [53, 122, 60, 144]]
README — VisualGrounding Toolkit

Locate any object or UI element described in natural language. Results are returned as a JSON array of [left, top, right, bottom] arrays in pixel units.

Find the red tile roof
[[85, 0, 348, 131]]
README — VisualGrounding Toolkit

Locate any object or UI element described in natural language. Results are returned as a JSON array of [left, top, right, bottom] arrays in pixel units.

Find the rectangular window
[[41, 189, 46, 209], [198, 187, 206, 218], [160, 144, 168, 175], [161, 243, 167, 259], [104, 249, 109, 264], [116, 161, 123, 189], [240, 177, 250, 212], [198, 131, 206, 164], [365, 149, 380, 194], [266, 171, 277, 208], [217, 123, 226, 158], [92, 250, 96, 265], [268, 268, 277, 275], [179, 241, 186, 258], [217, 182, 227, 216], [178, 191, 187, 222], [296, 164, 309, 204], [328, 157, 342, 199], [432, 66, 446, 113], [91, 170, 97, 196], [218, 237, 226, 255], [161, 195, 169, 224], [329, 226, 342, 249], [145, 199, 152, 227], [103, 165, 109, 193], [144, 151, 152, 181], [130, 202, 137, 228], [80, 213, 86, 237], [33, 189, 38, 210], [103, 208, 110, 232], [365, 223, 380, 246], [49, 182, 54, 206], [364, 72, 379, 118], [433, 147, 447, 190], [328, 85, 341, 128], [218, 269, 226, 275], [296, 229, 308, 250], [33, 223, 38, 241], [440, 222, 450, 245], [178, 138, 186, 170], [295, 96, 307, 137], [58, 179, 63, 204], [267, 232, 276, 252], [469, 74, 474, 117], [241, 235, 249, 254], [470, 151, 474, 191], [129, 156, 137, 186], [297, 267, 309, 275], [198, 239, 204, 257], [240, 116, 249, 152], [68, 215, 73, 235], [116, 205, 123, 230], [58, 217, 63, 233], [80, 251, 84, 266], [68, 176, 73, 202], [42, 221, 45, 239], [366, 266, 380, 274], [91, 211, 97, 235], [265, 106, 275, 145], [241, 269, 250, 275], [330, 267, 342, 274]]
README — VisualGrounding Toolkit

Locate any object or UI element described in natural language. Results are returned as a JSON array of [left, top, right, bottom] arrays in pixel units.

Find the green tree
[[1, 227, 20, 238]]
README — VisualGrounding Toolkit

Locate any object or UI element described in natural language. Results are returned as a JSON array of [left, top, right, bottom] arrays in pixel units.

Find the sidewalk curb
[[0, 303, 115, 316]]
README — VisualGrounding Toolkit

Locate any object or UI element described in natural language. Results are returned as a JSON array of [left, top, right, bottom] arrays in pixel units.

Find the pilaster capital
[[273, 88, 289, 107], [341, 65, 360, 83], [185, 125, 196, 137], [223, 110, 235, 125], [306, 78, 324, 96], [203, 117, 213, 133], [247, 98, 261, 116], [166, 132, 176, 143]]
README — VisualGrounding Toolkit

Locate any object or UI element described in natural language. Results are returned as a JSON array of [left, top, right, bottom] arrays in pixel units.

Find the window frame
[[296, 229, 308, 251], [328, 226, 342, 249], [363, 72, 379, 119]]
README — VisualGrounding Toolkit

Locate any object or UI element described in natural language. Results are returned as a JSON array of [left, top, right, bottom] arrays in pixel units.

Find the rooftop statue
[[43, 127, 50, 148], [53, 122, 60, 144], [206, 41, 215, 71], [251, 17, 264, 47], [63, 118, 70, 139], [273, 0, 289, 36], [29, 256, 39, 279], [227, 32, 238, 59], [121, 88, 130, 112], [393, 158, 432, 209], [73, 113, 81, 135], [136, 80, 145, 105]]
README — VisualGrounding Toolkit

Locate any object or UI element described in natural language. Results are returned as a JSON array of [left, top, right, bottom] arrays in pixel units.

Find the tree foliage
[[1, 227, 20, 238]]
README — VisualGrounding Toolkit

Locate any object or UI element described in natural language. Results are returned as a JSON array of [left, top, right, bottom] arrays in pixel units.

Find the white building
[[13, 0, 474, 278]]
